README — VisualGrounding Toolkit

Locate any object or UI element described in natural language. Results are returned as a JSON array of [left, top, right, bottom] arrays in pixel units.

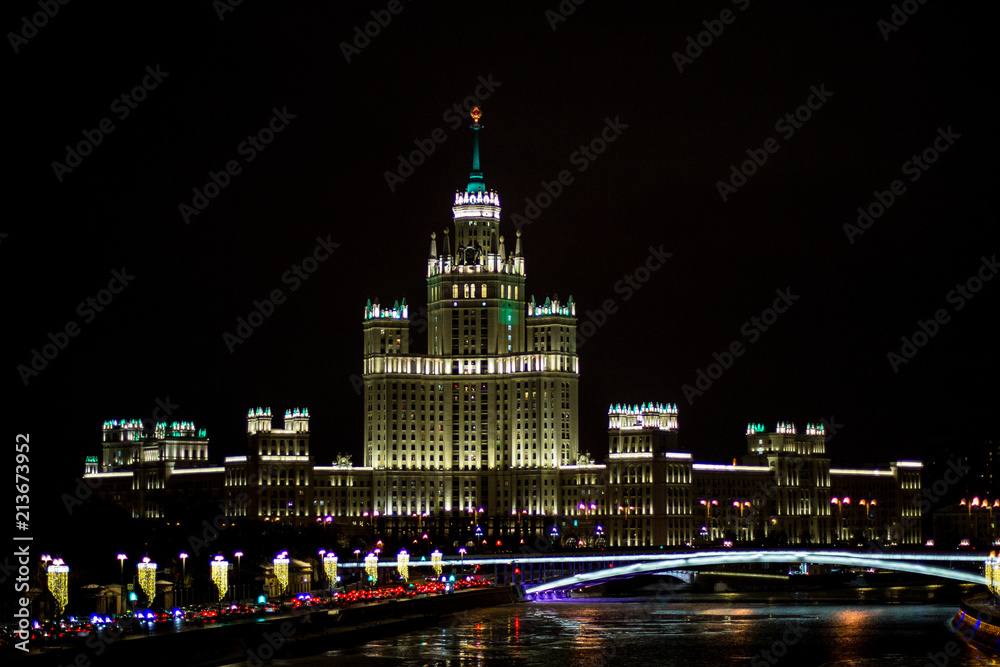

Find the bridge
[[340, 550, 986, 598]]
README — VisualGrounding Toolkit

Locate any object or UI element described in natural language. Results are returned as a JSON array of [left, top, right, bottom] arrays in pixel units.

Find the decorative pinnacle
[[467, 107, 484, 193]]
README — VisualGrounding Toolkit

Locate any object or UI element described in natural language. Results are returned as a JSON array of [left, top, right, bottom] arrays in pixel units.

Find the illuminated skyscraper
[[361, 108, 580, 520]]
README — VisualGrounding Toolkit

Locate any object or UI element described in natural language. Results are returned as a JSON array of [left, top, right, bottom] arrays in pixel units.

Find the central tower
[[362, 108, 580, 523]]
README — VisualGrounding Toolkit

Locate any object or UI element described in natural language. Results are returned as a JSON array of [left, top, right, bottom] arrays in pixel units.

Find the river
[[235, 584, 1000, 666]]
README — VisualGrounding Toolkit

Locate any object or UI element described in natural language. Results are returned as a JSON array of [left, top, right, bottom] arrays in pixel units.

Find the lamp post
[[318, 550, 326, 591], [48, 558, 69, 619], [699, 499, 718, 542], [178, 552, 188, 608], [39, 555, 51, 621], [831, 497, 850, 542], [323, 553, 337, 597], [458, 547, 467, 570], [273, 551, 289, 603], [234, 551, 243, 603], [116, 554, 128, 615], [211, 555, 228, 614], [364, 552, 378, 591], [733, 500, 752, 541]]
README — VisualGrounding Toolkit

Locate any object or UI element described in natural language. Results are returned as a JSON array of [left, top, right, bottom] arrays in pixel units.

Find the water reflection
[[281, 586, 1000, 667]]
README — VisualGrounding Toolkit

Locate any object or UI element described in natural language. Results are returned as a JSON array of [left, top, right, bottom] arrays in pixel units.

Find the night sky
[[8, 1, 996, 527]]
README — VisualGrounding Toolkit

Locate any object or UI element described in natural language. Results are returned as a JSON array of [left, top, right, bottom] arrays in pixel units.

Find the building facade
[[83, 110, 923, 549]]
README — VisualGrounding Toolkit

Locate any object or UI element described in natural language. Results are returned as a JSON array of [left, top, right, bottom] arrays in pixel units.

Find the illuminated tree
[[211, 556, 229, 602], [48, 561, 69, 616], [137, 557, 157, 603]]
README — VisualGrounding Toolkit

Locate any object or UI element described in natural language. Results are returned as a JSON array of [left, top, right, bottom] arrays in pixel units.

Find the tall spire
[[467, 107, 485, 194]]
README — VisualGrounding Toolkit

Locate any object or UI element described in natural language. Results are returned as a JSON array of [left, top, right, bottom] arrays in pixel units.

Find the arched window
[[464, 284, 470, 298], [481, 283, 487, 297], [452, 285, 458, 299]]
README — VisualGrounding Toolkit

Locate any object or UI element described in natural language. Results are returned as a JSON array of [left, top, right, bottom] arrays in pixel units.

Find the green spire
[[467, 107, 485, 194]]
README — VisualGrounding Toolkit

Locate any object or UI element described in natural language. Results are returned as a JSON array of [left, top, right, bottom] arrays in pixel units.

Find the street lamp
[[211, 555, 229, 612], [48, 558, 69, 618], [137, 557, 157, 607], [323, 553, 337, 596], [318, 550, 326, 590], [273, 552, 289, 601], [699, 499, 718, 541], [116, 554, 128, 615], [178, 552, 188, 608], [364, 552, 378, 591], [458, 547, 467, 568], [733, 500, 752, 541], [831, 497, 851, 541], [234, 551, 243, 602]]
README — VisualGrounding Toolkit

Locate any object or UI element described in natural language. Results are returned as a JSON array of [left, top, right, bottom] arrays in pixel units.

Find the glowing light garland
[[137, 558, 157, 602], [211, 557, 229, 601], [48, 563, 69, 616], [323, 554, 337, 586], [273, 556, 289, 594], [431, 550, 443, 577], [397, 550, 409, 582], [364, 553, 378, 584], [987, 553, 1000, 598]]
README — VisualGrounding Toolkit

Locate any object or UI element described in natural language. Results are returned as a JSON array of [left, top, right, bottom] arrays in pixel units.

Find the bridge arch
[[524, 550, 986, 596]]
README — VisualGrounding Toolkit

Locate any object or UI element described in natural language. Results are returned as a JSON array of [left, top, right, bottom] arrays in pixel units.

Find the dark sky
[[8, 1, 996, 516]]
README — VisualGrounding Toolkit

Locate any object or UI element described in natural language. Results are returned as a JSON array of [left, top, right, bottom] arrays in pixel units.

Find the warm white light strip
[[692, 464, 770, 473], [171, 467, 225, 474], [830, 468, 893, 476]]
